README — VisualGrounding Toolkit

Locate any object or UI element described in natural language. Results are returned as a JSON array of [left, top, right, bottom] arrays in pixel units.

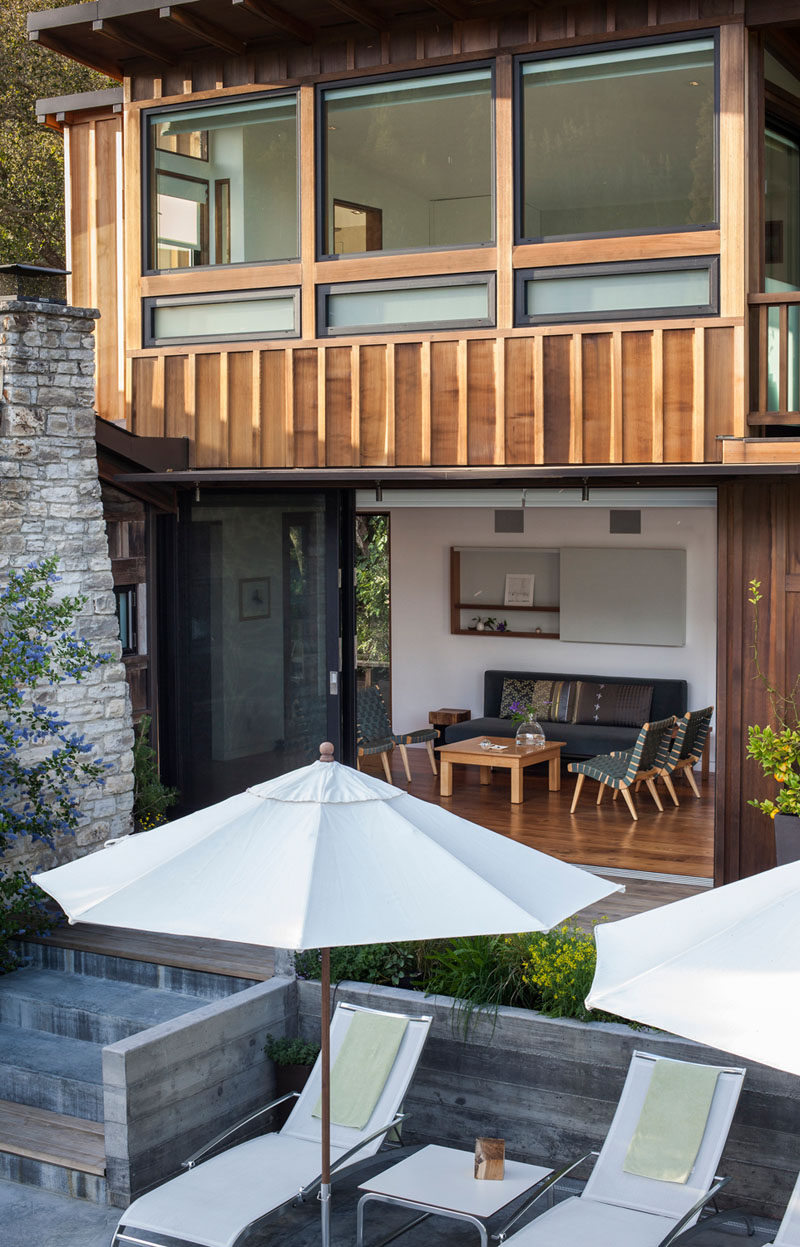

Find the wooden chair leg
[[380, 750, 393, 784], [645, 777, 664, 812], [612, 789, 619, 801], [425, 739, 438, 776], [620, 785, 639, 820], [398, 743, 412, 784], [570, 773, 585, 814], [596, 781, 606, 805], [356, 755, 363, 771], [663, 774, 680, 806], [684, 765, 701, 798]]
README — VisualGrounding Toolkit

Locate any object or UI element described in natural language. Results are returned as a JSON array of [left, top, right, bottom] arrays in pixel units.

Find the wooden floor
[[362, 747, 715, 884]]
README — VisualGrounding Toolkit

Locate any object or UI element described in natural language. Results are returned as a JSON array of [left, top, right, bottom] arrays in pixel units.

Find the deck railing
[[748, 291, 800, 427]]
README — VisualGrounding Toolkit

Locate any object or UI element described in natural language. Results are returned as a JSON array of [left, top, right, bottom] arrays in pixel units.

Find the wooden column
[[716, 479, 800, 882]]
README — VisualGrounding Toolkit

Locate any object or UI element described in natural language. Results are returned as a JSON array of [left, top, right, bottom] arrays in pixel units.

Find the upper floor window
[[320, 66, 494, 258], [518, 37, 717, 241], [146, 93, 298, 272]]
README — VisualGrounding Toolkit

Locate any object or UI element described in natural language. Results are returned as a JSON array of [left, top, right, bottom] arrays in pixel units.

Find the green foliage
[[520, 925, 623, 1023], [294, 942, 421, 988], [355, 515, 389, 667], [0, 0, 111, 267], [421, 933, 535, 1034], [0, 870, 54, 973], [746, 579, 800, 818], [132, 715, 178, 832], [264, 1032, 321, 1067]]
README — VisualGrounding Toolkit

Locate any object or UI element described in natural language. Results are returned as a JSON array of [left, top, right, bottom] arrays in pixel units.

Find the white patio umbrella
[[34, 744, 622, 1247], [587, 859, 800, 1075]]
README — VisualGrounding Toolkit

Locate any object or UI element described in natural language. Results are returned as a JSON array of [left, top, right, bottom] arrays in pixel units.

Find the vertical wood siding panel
[[719, 23, 746, 320], [542, 337, 572, 465], [164, 355, 190, 441], [325, 346, 355, 466], [569, 334, 584, 464], [614, 0, 651, 28], [131, 358, 163, 438], [94, 118, 122, 425], [359, 345, 389, 466], [622, 332, 654, 463], [466, 339, 497, 465], [460, 20, 496, 53], [69, 124, 91, 310], [260, 350, 287, 467], [662, 329, 695, 462], [292, 349, 319, 467], [430, 341, 460, 465], [704, 328, 735, 461], [581, 334, 613, 463], [194, 354, 225, 467], [504, 338, 535, 466], [227, 351, 256, 466], [394, 343, 424, 466], [651, 329, 665, 464]]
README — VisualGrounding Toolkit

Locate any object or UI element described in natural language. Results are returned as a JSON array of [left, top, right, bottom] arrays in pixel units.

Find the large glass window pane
[[174, 496, 331, 809], [765, 128, 800, 412], [148, 95, 297, 270], [322, 277, 493, 334], [322, 68, 493, 255], [520, 39, 716, 239], [147, 292, 299, 344], [522, 261, 715, 323]]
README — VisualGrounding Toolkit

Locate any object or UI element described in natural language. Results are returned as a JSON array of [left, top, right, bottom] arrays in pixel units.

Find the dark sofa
[[444, 668, 688, 761]]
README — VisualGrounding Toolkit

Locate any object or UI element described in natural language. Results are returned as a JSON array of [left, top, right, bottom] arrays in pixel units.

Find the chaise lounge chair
[[493, 1049, 745, 1247], [111, 1001, 432, 1247], [765, 1170, 800, 1245]]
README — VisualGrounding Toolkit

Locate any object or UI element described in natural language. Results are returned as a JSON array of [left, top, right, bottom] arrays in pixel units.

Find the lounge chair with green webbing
[[567, 717, 676, 821]]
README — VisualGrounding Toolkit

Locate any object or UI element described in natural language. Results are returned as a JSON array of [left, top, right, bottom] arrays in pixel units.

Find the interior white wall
[[387, 504, 717, 758]]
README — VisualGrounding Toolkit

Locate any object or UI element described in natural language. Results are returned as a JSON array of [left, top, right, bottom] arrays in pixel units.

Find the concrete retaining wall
[[298, 978, 800, 1220], [103, 975, 296, 1206]]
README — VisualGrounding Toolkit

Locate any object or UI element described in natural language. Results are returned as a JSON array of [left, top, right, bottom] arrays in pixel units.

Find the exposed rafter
[[158, 6, 247, 56], [231, 0, 315, 44], [423, 0, 469, 20], [92, 18, 177, 66], [28, 29, 123, 82], [324, 0, 388, 34]]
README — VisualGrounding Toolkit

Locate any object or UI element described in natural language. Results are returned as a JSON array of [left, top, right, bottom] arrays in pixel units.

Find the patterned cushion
[[548, 680, 578, 723], [499, 678, 553, 719], [573, 682, 653, 728]]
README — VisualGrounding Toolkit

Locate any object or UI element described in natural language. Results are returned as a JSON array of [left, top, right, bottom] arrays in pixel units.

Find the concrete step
[[15, 937, 259, 1000], [0, 1100, 109, 1204], [0, 1024, 103, 1121], [0, 968, 210, 1045]]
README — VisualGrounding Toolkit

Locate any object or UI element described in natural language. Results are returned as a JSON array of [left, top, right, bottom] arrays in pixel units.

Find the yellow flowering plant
[[746, 580, 800, 818]]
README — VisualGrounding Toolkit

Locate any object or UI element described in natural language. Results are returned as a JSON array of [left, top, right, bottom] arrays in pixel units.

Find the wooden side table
[[428, 707, 471, 746]]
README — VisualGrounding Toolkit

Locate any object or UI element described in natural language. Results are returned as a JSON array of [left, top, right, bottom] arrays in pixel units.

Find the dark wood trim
[[27, 29, 123, 81], [231, 0, 315, 44], [95, 415, 189, 472], [92, 18, 176, 66], [158, 5, 246, 56]]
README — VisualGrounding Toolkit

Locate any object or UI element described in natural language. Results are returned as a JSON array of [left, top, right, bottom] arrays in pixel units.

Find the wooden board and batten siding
[[56, 0, 752, 468]]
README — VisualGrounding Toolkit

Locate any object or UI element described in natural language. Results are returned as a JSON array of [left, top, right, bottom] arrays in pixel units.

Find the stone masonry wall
[[0, 296, 134, 871]]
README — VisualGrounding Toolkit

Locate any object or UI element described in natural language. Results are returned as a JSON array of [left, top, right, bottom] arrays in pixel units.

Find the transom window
[[146, 93, 298, 272], [320, 67, 494, 257], [518, 37, 717, 241]]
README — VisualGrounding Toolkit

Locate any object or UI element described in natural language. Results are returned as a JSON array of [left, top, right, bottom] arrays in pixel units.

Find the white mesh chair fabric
[[770, 1170, 800, 1247], [501, 1050, 745, 1247], [112, 1003, 431, 1247]]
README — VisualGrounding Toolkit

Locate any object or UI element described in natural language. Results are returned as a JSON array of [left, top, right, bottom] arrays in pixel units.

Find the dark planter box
[[774, 814, 800, 866]]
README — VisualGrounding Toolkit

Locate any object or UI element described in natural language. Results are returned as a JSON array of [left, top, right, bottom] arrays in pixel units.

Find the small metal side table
[[428, 708, 471, 747], [356, 1144, 553, 1247]]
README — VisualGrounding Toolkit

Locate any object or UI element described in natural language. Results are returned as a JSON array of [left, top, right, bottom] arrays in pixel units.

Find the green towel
[[313, 1011, 408, 1130], [623, 1059, 720, 1184]]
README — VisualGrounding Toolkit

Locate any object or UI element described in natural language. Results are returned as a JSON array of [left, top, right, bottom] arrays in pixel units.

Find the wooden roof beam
[[231, 0, 315, 44], [324, 0, 388, 34], [159, 6, 247, 56], [92, 18, 177, 66], [424, 0, 469, 19], [27, 29, 124, 82]]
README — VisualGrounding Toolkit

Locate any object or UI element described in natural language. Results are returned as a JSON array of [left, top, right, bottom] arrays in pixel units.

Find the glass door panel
[[765, 128, 800, 413]]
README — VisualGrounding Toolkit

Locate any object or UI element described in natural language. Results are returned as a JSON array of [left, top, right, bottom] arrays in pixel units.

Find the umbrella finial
[[319, 742, 335, 763]]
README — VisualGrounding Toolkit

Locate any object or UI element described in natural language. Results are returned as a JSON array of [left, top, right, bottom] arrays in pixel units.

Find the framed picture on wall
[[504, 573, 535, 607], [239, 577, 271, 620]]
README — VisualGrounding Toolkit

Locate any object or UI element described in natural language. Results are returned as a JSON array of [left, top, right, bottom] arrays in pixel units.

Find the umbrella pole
[[320, 945, 331, 1247]]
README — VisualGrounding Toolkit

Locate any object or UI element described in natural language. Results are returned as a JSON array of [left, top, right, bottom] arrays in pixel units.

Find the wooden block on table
[[475, 1136, 505, 1180]]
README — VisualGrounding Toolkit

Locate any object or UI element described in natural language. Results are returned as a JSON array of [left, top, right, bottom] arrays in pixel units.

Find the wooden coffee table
[[437, 736, 566, 805]]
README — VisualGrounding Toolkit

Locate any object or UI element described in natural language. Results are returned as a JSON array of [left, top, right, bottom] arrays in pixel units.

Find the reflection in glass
[[524, 264, 713, 321], [765, 128, 800, 412], [322, 68, 493, 255], [520, 39, 716, 238], [150, 293, 298, 344], [324, 278, 492, 333], [148, 95, 297, 270]]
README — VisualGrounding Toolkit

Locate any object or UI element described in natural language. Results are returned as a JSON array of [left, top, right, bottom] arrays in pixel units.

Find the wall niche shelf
[[450, 547, 560, 639]]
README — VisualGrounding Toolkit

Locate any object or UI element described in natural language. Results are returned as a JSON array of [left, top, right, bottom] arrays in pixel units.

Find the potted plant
[[746, 579, 800, 864], [264, 1033, 321, 1099], [508, 696, 548, 748]]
